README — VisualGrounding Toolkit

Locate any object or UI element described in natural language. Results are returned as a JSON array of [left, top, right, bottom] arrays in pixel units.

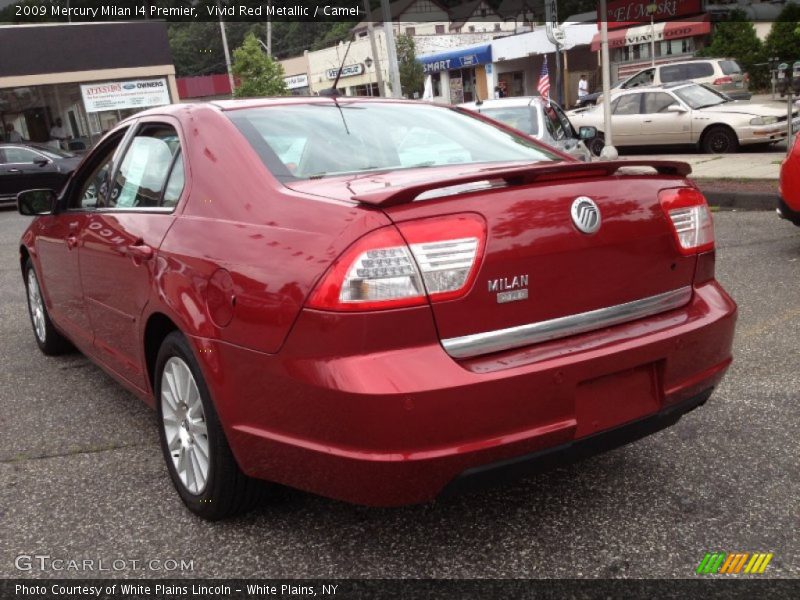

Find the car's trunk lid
[[331, 161, 697, 357]]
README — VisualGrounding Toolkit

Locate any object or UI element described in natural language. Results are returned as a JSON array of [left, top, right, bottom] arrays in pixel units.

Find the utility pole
[[217, 0, 235, 97], [545, 0, 564, 106], [267, 0, 272, 56], [599, 0, 617, 159], [363, 0, 385, 96], [381, 0, 402, 98]]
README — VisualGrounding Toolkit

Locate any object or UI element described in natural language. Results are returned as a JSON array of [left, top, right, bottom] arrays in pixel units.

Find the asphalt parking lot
[[0, 208, 798, 580]]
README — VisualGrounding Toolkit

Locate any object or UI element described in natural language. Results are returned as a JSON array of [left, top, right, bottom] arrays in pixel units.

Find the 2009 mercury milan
[[17, 97, 736, 519]]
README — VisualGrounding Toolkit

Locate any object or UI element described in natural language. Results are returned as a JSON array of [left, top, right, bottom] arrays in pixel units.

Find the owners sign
[[81, 78, 171, 113]]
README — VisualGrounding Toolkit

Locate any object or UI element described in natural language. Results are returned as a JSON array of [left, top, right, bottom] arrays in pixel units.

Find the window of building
[[405, 26, 416, 35], [435, 24, 445, 34]]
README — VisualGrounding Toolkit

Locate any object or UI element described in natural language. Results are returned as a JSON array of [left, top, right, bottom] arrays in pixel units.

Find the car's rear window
[[720, 60, 742, 75], [227, 101, 558, 181], [479, 106, 539, 136]]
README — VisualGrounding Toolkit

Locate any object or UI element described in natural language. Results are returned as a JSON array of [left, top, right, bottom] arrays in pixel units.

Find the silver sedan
[[459, 97, 595, 162]]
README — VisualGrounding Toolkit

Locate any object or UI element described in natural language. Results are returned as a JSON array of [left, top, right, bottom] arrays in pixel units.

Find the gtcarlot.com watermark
[[15, 554, 194, 573]]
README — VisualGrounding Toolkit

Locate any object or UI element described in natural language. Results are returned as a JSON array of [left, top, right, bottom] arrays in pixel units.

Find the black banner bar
[[2, 579, 799, 600]]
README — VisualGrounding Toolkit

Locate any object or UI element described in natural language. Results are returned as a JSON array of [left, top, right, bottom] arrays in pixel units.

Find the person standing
[[49, 118, 68, 149], [578, 74, 589, 103], [4, 123, 22, 142]]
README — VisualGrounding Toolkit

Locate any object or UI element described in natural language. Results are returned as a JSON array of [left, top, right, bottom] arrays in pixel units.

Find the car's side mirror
[[578, 126, 598, 140], [666, 104, 688, 113], [17, 189, 57, 216], [34, 158, 50, 167]]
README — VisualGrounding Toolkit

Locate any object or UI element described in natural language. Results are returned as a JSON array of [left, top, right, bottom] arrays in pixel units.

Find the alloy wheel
[[27, 269, 46, 343], [161, 356, 210, 495]]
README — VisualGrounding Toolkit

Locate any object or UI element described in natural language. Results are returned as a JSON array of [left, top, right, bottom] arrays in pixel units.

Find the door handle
[[8, 168, 21, 173], [66, 235, 78, 250], [125, 242, 154, 261], [643, 119, 653, 123]]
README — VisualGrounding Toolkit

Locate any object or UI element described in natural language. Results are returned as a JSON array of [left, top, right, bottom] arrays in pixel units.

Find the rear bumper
[[442, 387, 712, 498], [195, 280, 736, 506]]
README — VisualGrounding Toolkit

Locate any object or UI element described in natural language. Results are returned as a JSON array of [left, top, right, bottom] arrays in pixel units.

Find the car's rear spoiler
[[352, 160, 691, 207]]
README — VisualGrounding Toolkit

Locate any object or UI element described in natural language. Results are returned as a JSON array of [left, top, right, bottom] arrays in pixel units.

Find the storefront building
[[418, 43, 493, 104], [592, 0, 710, 81], [306, 35, 390, 97], [490, 24, 597, 108], [280, 54, 311, 96], [0, 22, 177, 150]]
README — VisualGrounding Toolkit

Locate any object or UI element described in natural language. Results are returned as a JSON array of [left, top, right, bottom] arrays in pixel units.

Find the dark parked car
[[0, 144, 81, 206], [17, 98, 736, 519]]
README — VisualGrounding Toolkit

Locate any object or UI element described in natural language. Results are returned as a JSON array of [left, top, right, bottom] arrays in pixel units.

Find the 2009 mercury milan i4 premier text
[[17, 98, 737, 520]]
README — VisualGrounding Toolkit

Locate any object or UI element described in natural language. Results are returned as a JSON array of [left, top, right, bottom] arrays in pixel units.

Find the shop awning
[[418, 44, 492, 75], [590, 15, 711, 52]]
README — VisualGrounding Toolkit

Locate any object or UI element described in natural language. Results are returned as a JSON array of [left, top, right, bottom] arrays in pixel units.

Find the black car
[[0, 144, 81, 206]]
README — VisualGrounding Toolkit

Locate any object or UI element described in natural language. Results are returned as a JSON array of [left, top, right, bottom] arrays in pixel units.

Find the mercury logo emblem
[[571, 196, 601, 234]]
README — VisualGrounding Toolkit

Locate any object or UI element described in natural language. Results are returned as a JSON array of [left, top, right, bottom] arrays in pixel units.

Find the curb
[[701, 190, 779, 211]]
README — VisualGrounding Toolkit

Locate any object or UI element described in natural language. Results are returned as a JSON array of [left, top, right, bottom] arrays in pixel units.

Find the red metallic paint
[[20, 98, 737, 506], [780, 133, 800, 215]]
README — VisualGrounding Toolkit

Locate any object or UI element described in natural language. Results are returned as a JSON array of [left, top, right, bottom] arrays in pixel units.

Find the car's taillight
[[713, 76, 733, 85], [659, 188, 715, 255], [307, 214, 486, 311]]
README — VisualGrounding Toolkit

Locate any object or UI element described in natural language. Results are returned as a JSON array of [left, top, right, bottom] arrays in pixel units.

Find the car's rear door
[[77, 118, 185, 388], [609, 94, 644, 144]]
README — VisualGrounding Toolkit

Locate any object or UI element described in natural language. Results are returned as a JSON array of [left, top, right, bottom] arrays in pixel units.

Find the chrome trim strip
[[442, 286, 693, 359]]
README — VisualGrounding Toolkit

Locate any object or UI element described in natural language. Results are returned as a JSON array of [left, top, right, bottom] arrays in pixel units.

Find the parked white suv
[[618, 59, 750, 100]]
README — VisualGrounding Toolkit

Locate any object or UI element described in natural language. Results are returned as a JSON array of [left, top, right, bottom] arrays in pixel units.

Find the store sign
[[325, 64, 364, 80], [284, 74, 309, 89], [419, 45, 492, 75], [603, 0, 703, 30], [81, 78, 170, 113]]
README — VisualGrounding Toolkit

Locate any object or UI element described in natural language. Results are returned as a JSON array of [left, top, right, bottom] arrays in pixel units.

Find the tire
[[588, 133, 605, 157], [701, 126, 739, 154], [23, 258, 72, 355], [155, 331, 264, 520]]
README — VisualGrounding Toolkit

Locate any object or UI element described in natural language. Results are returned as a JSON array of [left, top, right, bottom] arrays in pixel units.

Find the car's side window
[[543, 105, 567, 141], [4, 147, 40, 164], [109, 124, 182, 210], [624, 69, 654, 88], [643, 93, 676, 114], [686, 63, 714, 78], [552, 104, 577, 137], [659, 65, 686, 83], [612, 94, 642, 115], [73, 137, 124, 210]]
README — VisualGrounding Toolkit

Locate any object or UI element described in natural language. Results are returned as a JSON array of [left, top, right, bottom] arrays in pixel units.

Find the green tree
[[766, 4, 800, 62], [698, 11, 767, 90], [396, 35, 424, 99], [232, 32, 288, 98]]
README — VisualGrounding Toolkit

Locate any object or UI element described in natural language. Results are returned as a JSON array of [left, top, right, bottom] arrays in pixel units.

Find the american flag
[[537, 59, 550, 102]]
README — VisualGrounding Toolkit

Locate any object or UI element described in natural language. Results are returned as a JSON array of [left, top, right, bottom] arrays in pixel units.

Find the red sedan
[[17, 98, 736, 519], [779, 132, 800, 225]]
